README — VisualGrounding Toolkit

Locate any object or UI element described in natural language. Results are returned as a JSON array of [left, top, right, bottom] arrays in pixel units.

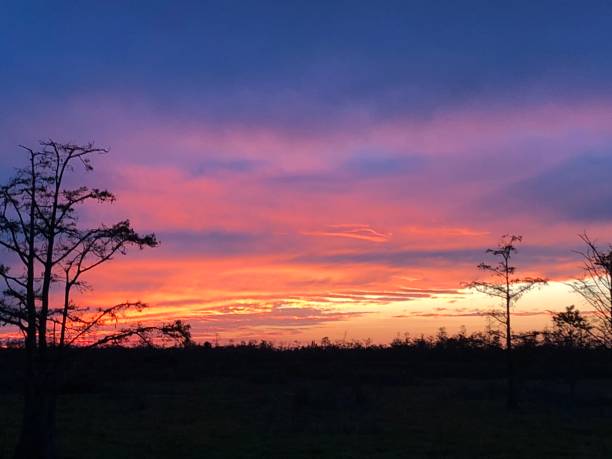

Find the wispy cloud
[[302, 224, 391, 243], [398, 308, 554, 318]]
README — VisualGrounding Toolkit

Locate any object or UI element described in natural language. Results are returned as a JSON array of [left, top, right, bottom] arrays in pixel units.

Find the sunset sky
[[1, 1, 612, 343]]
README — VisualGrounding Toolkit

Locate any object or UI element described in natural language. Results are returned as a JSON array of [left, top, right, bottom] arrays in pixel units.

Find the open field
[[2, 346, 612, 458]]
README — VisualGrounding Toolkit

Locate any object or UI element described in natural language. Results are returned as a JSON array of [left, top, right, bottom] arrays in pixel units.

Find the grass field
[[2, 348, 612, 458]]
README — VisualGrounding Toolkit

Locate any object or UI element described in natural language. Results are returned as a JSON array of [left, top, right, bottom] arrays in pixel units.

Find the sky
[[1, 1, 612, 344]]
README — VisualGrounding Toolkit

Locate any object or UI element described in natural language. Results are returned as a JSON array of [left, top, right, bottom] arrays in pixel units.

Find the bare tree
[[0, 141, 190, 459], [466, 235, 546, 409], [570, 233, 612, 346]]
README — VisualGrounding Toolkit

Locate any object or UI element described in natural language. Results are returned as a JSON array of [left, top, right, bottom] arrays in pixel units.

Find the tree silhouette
[[0, 141, 190, 459], [466, 235, 546, 409], [550, 305, 592, 349], [570, 233, 612, 346], [549, 305, 593, 401]]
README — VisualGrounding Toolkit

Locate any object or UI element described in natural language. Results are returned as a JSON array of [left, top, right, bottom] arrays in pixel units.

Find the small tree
[[0, 141, 190, 459], [549, 305, 592, 400], [571, 233, 612, 346], [466, 235, 546, 409], [550, 305, 593, 349]]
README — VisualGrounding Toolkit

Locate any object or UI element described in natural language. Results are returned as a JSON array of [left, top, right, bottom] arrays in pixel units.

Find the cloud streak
[[302, 224, 391, 243]]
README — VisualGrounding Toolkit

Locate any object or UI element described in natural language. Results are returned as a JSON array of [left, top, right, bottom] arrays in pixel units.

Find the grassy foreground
[[2, 347, 612, 458]]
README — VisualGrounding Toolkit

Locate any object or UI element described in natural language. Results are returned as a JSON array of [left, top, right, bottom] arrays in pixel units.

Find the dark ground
[[2, 345, 612, 458]]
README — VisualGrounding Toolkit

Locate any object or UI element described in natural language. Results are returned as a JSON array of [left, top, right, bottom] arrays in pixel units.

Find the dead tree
[[466, 235, 546, 409], [571, 233, 612, 346], [0, 141, 190, 459]]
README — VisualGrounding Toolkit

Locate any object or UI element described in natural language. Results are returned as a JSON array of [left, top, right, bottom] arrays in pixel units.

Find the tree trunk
[[506, 346, 517, 410], [506, 295, 518, 410], [14, 368, 57, 459]]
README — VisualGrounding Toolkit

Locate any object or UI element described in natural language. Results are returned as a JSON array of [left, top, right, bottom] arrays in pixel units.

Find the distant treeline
[[0, 308, 601, 351], [2, 329, 612, 393]]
